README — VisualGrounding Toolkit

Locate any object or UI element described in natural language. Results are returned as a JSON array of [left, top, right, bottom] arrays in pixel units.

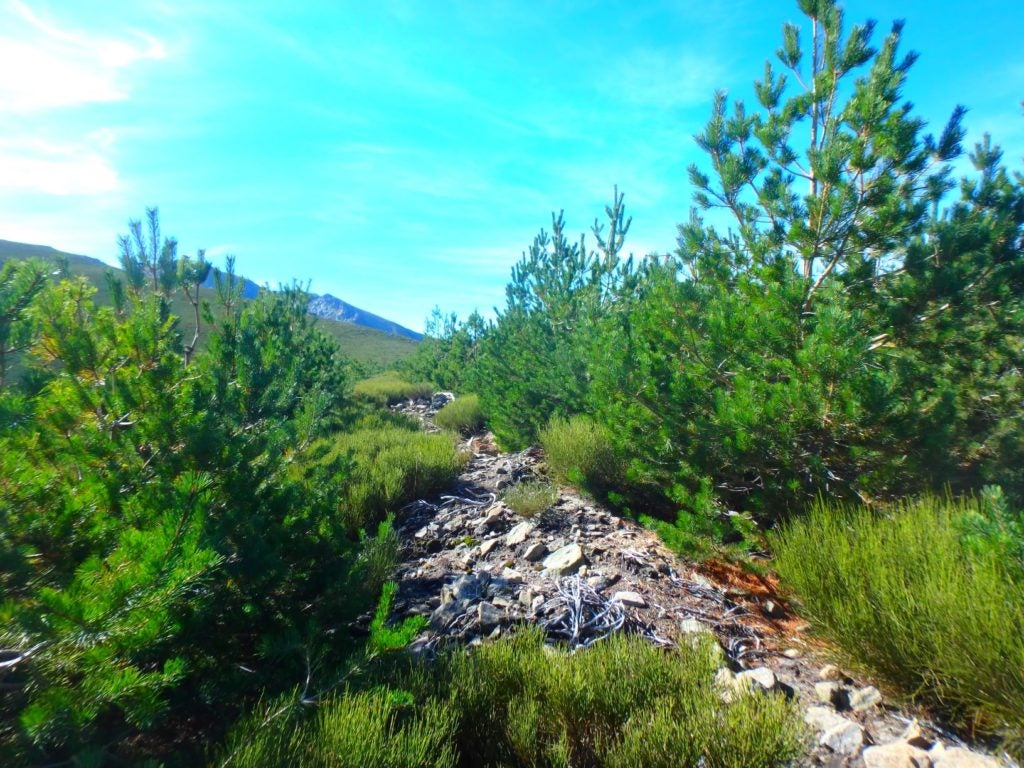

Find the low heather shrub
[[773, 495, 1024, 755]]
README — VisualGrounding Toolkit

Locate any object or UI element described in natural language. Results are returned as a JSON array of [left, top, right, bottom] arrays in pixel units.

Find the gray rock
[[820, 719, 864, 755], [478, 509, 504, 532], [679, 618, 714, 636], [414, 523, 436, 539], [762, 599, 786, 619], [542, 543, 585, 575], [586, 575, 607, 590], [814, 681, 850, 709], [804, 705, 848, 733], [805, 706, 864, 755], [430, 600, 466, 630], [930, 745, 1000, 767], [479, 538, 500, 557], [506, 522, 533, 547], [477, 601, 502, 629], [523, 542, 548, 562], [850, 685, 882, 711], [611, 590, 647, 607], [737, 666, 776, 691], [862, 741, 933, 768]]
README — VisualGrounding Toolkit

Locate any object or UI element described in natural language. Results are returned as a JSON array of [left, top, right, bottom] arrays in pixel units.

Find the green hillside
[[0, 239, 418, 368]]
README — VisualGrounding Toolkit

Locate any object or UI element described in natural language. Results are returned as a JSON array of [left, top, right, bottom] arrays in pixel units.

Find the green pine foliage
[[0, 214, 403, 765], [773, 495, 1024, 755], [415, 0, 1023, 531]]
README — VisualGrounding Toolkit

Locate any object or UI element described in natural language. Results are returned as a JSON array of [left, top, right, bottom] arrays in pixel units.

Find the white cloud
[[0, 137, 119, 195], [608, 47, 722, 110], [0, 0, 165, 112]]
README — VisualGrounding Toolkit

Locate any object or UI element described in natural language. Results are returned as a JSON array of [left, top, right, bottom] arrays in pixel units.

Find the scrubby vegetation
[[2, 0, 1021, 764], [354, 371, 435, 405], [503, 480, 559, 517], [434, 394, 484, 434], [318, 422, 467, 533], [540, 415, 623, 499], [773, 494, 1024, 753], [406, 0, 1024, 754], [220, 629, 806, 768]]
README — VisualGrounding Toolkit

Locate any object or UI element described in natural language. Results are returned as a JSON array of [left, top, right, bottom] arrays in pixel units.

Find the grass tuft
[[773, 494, 1024, 755], [434, 394, 484, 434], [502, 481, 558, 518], [438, 627, 805, 767], [353, 372, 434, 406], [540, 416, 623, 497], [218, 629, 805, 767], [319, 425, 467, 532]]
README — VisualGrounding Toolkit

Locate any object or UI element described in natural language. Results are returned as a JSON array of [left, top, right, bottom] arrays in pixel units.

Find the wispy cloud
[[0, 135, 119, 195], [0, 1, 165, 112], [607, 47, 723, 110]]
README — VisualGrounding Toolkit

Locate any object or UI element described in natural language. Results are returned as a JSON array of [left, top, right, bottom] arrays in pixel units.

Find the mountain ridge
[[0, 238, 422, 340]]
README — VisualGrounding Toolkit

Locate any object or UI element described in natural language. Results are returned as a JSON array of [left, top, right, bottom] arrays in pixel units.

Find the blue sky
[[1, 1, 1021, 332]]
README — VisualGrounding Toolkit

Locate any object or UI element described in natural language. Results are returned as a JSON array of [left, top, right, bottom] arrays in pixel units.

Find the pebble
[[862, 741, 932, 768], [737, 666, 776, 691], [849, 685, 882, 711], [506, 522, 533, 547], [479, 538, 500, 556], [542, 543, 585, 575], [522, 542, 547, 562], [611, 590, 646, 607]]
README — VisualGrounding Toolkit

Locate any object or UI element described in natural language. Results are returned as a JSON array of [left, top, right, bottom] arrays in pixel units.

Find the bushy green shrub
[[323, 425, 467, 531], [219, 629, 805, 768], [0, 264, 384, 763], [502, 481, 558, 517], [773, 495, 1024, 754], [540, 415, 624, 498], [354, 372, 434, 406], [436, 628, 804, 767], [434, 394, 484, 434], [218, 689, 458, 768]]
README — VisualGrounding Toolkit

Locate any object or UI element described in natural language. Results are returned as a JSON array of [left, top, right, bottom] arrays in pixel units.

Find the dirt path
[[382, 397, 1007, 767]]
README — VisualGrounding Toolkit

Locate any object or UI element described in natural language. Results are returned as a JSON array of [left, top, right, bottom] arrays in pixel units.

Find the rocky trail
[[379, 395, 1009, 768]]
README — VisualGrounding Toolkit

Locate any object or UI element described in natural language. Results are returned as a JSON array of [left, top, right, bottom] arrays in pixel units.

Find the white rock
[[862, 741, 934, 768], [818, 664, 843, 680], [804, 706, 848, 733], [737, 666, 776, 691], [930, 746, 1000, 768], [542, 543, 585, 575], [611, 590, 646, 608], [850, 685, 882, 710], [501, 567, 523, 583], [679, 618, 714, 636], [506, 522, 533, 547], [815, 680, 842, 703], [479, 538, 500, 556], [522, 542, 548, 562], [820, 719, 864, 755], [783, 648, 803, 659]]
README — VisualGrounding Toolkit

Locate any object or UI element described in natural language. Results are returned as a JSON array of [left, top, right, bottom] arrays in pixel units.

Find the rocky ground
[[379, 395, 1011, 768]]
